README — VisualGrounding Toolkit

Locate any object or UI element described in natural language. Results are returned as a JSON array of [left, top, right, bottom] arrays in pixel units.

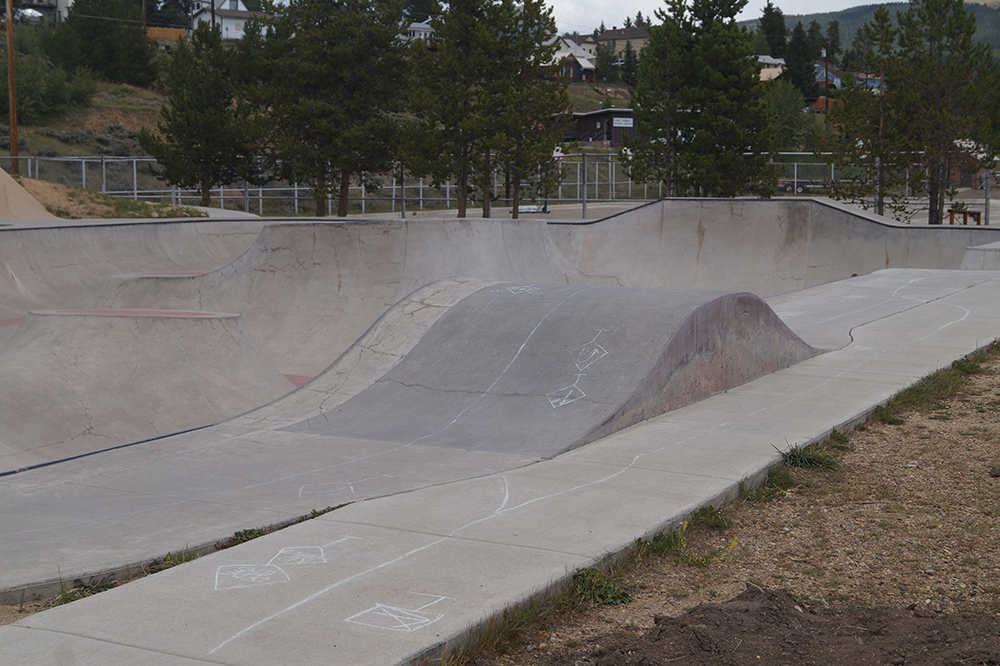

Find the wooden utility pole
[[5, 0, 17, 175]]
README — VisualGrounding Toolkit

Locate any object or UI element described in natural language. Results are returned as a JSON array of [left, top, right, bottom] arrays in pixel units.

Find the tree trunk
[[201, 180, 211, 207], [456, 174, 467, 218], [314, 171, 326, 217], [481, 151, 491, 219], [511, 167, 521, 220], [928, 161, 943, 225], [337, 170, 350, 217]]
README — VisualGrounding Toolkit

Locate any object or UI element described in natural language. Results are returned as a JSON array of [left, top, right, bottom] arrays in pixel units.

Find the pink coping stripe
[[0, 318, 24, 327], [283, 375, 314, 387], [36, 309, 234, 318]]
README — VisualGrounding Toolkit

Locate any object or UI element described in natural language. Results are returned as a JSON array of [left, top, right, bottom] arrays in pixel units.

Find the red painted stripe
[[283, 375, 313, 387], [32, 309, 235, 318], [0, 317, 24, 327]]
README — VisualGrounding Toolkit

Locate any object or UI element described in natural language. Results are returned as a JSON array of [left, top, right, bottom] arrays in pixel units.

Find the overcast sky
[[550, 0, 867, 35]]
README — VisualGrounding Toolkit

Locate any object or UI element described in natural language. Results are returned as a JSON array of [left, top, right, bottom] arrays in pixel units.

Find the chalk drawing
[[345, 593, 452, 632], [547, 330, 609, 408], [572, 332, 608, 371], [547, 374, 587, 407], [268, 547, 326, 566], [495, 284, 540, 295], [215, 565, 290, 590], [299, 474, 393, 498], [215, 537, 357, 590]]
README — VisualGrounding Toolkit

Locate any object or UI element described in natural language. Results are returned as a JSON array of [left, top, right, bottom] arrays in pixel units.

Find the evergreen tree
[[599, 20, 606, 33], [807, 20, 824, 59], [595, 40, 620, 82], [824, 0, 1000, 224], [404, 0, 432, 22], [139, 23, 258, 206], [823, 8, 904, 217], [625, 0, 777, 197], [635, 10, 644, 26], [894, 0, 1000, 224], [758, 0, 786, 58], [50, 0, 157, 86], [494, 0, 570, 218], [624, 16, 632, 28], [825, 20, 841, 60], [260, 0, 409, 216], [410, 0, 507, 217], [765, 79, 807, 152], [621, 40, 639, 87], [782, 21, 816, 99]]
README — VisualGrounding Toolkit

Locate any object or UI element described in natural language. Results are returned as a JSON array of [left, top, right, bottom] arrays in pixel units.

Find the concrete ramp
[[283, 283, 818, 458], [67, 220, 617, 377], [0, 220, 263, 321], [550, 199, 1000, 296], [960, 241, 1000, 270], [0, 310, 293, 473]]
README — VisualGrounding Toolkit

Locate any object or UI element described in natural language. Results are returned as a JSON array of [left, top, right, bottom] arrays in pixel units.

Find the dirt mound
[[549, 585, 1000, 666]]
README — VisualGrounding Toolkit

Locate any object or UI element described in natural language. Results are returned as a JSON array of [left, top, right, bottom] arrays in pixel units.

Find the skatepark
[[2, 166, 1000, 665]]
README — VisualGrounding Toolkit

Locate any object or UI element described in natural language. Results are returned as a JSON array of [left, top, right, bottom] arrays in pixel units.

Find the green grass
[[571, 568, 632, 605], [776, 443, 841, 471]]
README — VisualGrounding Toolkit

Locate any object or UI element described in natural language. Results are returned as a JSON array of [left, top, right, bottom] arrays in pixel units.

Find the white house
[[405, 21, 433, 41], [192, 0, 268, 40]]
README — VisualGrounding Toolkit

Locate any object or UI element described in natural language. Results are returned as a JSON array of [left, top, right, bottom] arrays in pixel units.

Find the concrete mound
[[0, 169, 59, 223], [283, 283, 818, 457], [66, 220, 617, 377], [0, 309, 293, 473]]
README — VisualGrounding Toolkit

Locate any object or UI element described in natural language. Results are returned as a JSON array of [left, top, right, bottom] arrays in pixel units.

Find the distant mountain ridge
[[741, 2, 1000, 62]]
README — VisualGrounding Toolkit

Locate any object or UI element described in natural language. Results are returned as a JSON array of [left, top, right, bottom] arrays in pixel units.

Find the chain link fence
[[4, 153, 995, 224]]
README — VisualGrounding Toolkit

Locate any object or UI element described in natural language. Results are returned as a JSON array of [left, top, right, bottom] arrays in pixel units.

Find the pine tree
[[825, 20, 841, 60], [595, 40, 620, 82], [621, 40, 639, 87], [51, 0, 157, 86], [895, 0, 1000, 224], [139, 23, 256, 206], [823, 8, 904, 217], [624, 16, 633, 28], [636, 10, 644, 26], [782, 22, 816, 99], [260, 0, 409, 216], [410, 0, 508, 217], [626, 0, 776, 197], [493, 0, 570, 218], [758, 0, 786, 58]]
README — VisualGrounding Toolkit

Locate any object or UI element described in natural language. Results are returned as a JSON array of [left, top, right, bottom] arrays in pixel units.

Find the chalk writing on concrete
[[345, 593, 452, 632], [547, 330, 608, 408]]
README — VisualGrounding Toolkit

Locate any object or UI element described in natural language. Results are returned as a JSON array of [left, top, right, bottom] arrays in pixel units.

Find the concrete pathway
[[2, 268, 998, 666]]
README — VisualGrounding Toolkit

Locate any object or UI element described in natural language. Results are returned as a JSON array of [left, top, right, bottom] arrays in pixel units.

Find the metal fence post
[[582, 153, 588, 219], [101, 156, 106, 193]]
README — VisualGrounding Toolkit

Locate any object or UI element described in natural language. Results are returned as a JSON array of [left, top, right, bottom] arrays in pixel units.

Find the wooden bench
[[948, 208, 982, 225]]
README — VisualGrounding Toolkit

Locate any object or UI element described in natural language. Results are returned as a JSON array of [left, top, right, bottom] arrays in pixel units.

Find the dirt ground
[[2, 330, 999, 666]]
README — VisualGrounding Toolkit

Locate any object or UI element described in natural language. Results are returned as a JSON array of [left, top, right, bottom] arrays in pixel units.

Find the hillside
[[742, 2, 1000, 61]]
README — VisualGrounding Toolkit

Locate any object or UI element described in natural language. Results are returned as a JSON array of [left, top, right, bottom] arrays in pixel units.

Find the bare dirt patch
[[15, 176, 202, 219]]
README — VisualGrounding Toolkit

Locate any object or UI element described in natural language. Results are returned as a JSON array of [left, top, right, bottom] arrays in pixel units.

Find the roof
[[597, 26, 650, 43]]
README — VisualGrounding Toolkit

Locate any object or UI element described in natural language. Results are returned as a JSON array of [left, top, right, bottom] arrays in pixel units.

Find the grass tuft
[[776, 443, 841, 471], [572, 568, 632, 605]]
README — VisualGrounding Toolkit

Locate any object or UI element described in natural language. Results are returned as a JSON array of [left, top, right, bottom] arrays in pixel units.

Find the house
[[566, 108, 637, 147], [405, 21, 433, 41], [549, 38, 596, 83], [192, 0, 269, 40], [578, 34, 599, 56], [596, 26, 649, 58], [758, 55, 784, 81], [813, 60, 844, 90], [19, 0, 70, 24]]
